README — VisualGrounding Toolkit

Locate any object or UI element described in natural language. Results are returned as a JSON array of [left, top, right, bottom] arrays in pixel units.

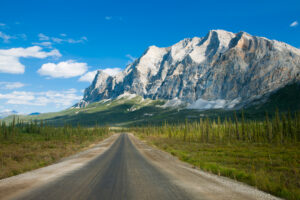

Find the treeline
[[0, 117, 109, 142], [131, 110, 300, 144]]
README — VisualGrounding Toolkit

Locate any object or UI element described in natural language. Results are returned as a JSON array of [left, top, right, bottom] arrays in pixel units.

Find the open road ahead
[[0, 133, 280, 200]]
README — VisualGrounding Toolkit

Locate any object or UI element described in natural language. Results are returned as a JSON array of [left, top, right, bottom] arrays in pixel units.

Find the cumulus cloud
[[38, 60, 88, 78], [0, 46, 60, 58], [0, 46, 61, 74], [0, 31, 12, 43], [79, 70, 98, 82], [0, 82, 25, 90], [290, 21, 298, 27], [105, 16, 112, 20], [0, 91, 35, 105], [0, 23, 5, 27], [0, 89, 82, 107]]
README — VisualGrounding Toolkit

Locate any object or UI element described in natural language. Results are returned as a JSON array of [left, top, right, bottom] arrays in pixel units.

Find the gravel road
[[0, 133, 280, 200]]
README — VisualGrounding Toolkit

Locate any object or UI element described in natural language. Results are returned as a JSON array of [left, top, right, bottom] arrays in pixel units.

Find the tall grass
[[131, 110, 300, 200], [0, 117, 109, 179], [0, 117, 109, 142]]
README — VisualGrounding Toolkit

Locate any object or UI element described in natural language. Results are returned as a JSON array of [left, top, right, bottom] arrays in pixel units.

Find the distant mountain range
[[0, 110, 18, 119], [0, 111, 41, 119], [75, 30, 300, 110]]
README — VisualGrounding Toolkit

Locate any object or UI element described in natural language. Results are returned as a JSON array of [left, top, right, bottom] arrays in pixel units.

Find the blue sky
[[0, 0, 299, 114]]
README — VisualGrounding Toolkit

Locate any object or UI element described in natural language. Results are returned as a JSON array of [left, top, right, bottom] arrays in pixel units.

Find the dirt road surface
[[0, 133, 280, 200]]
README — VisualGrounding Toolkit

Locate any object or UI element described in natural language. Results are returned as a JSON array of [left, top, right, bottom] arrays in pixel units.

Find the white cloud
[[126, 54, 137, 65], [126, 54, 137, 62], [0, 32, 26, 43], [38, 60, 88, 78], [105, 16, 124, 21], [32, 41, 52, 48], [17, 33, 27, 40], [0, 23, 5, 27], [0, 109, 13, 113], [66, 37, 87, 44], [0, 82, 25, 90], [0, 89, 82, 107], [79, 70, 98, 82], [0, 46, 60, 58], [0, 46, 61, 74], [38, 33, 87, 44], [102, 68, 122, 76], [51, 37, 63, 43], [0, 31, 12, 43], [0, 91, 35, 105], [290, 21, 298, 27], [38, 33, 50, 41]]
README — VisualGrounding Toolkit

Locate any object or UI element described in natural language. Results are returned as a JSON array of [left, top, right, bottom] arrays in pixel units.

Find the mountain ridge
[[75, 29, 300, 109]]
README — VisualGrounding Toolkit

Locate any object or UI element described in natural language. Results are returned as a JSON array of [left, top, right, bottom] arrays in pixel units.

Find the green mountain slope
[[246, 82, 300, 112]]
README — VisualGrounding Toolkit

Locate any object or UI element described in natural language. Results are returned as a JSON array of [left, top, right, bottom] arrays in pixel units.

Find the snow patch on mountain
[[116, 92, 137, 100], [187, 98, 240, 110], [160, 98, 185, 108]]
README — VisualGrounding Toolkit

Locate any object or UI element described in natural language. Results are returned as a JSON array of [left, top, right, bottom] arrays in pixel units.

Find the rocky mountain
[[76, 30, 300, 109]]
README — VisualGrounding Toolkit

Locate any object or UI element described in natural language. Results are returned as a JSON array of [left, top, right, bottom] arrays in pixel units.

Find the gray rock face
[[76, 30, 300, 109]]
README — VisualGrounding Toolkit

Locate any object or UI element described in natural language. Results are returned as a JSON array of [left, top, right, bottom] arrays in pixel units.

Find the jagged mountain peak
[[75, 29, 300, 110], [136, 45, 168, 76], [206, 29, 236, 43]]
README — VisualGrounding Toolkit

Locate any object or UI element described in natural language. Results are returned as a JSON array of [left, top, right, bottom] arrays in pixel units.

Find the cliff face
[[76, 30, 300, 109]]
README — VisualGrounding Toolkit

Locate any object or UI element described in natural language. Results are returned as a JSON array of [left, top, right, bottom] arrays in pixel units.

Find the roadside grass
[[131, 110, 300, 199], [0, 127, 110, 180], [136, 134, 300, 200]]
